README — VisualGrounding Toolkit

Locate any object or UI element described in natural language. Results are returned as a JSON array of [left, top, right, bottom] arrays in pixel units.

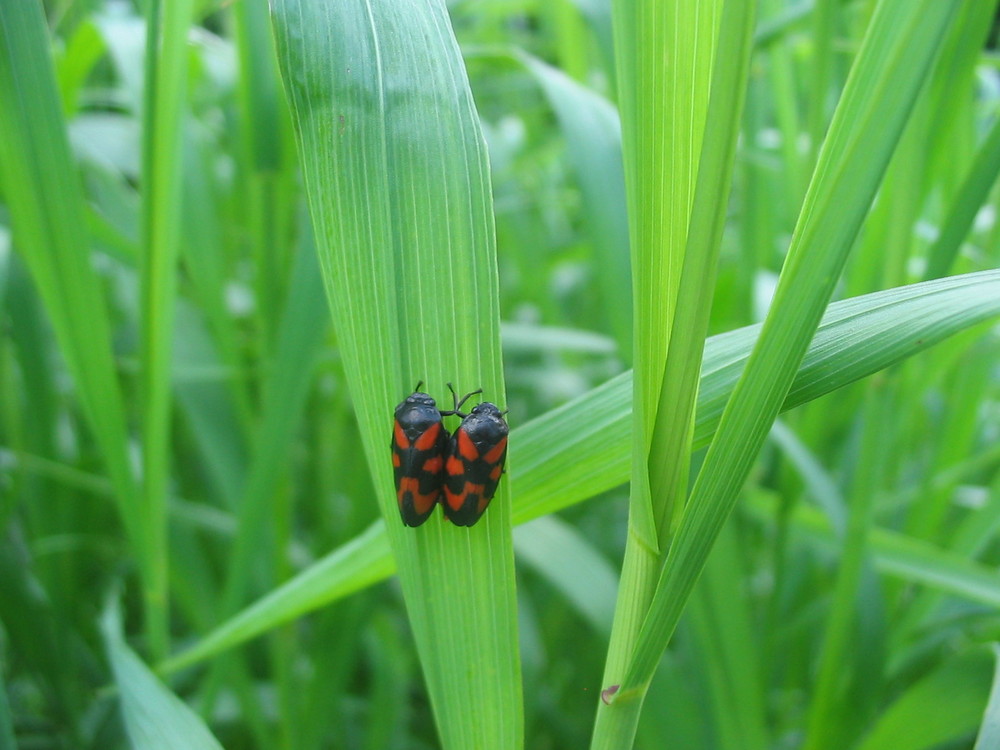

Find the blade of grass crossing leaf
[[974, 645, 1000, 750], [620, 0, 962, 695], [618, 0, 723, 554], [270, 2, 521, 747], [160, 270, 1000, 671], [138, 0, 194, 660], [647, 0, 756, 547], [102, 602, 225, 750], [160, 522, 392, 673]]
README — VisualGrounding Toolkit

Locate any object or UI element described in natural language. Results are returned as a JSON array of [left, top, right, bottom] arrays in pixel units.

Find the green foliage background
[[1, 0, 1000, 749]]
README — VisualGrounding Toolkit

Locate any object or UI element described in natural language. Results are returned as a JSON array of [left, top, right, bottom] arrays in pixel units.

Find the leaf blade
[[270, 1, 521, 746]]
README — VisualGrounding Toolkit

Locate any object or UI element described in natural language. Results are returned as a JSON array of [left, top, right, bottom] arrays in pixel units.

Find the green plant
[[1, 0, 999, 748]]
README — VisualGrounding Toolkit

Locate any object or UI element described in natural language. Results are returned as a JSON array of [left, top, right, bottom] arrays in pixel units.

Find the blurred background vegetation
[[1, 0, 1000, 748]]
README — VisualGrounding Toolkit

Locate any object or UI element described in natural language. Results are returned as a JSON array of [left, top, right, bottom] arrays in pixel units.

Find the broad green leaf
[[620, 0, 963, 698], [975, 645, 1000, 750], [269, 2, 521, 747], [852, 650, 992, 750], [161, 270, 1000, 672], [101, 603, 224, 750]]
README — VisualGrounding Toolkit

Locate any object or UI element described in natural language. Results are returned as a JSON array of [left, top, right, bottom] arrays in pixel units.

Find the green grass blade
[[138, 0, 194, 661], [270, 2, 521, 747], [514, 517, 618, 638], [645, 0, 756, 545], [616, 0, 722, 555], [803, 384, 892, 750], [161, 270, 1000, 671], [598, 0, 723, 744], [754, 498, 1000, 610], [619, 0, 963, 697], [0, 666, 14, 750], [101, 602, 225, 750], [685, 524, 768, 750], [923, 114, 1000, 280], [594, 2, 756, 741], [974, 645, 1000, 750], [0, 0, 136, 528], [517, 54, 631, 361], [161, 523, 392, 674], [221, 232, 328, 608]]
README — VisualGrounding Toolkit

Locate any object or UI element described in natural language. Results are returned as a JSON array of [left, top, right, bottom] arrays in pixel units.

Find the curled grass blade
[[618, 0, 964, 698]]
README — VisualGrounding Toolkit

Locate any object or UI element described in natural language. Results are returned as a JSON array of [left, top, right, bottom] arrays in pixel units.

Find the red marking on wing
[[446, 455, 464, 476], [398, 476, 437, 514], [411, 490, 437, 514], [393, 422, 410, 449], [392, 452, 401, 467], [483, 436, 507, 465], [488, 464, 502, 481], [443, 486, 465, 512], [422, 456, 442, 473], [414, 421, 441, 451], [458, 429, 479, 461]]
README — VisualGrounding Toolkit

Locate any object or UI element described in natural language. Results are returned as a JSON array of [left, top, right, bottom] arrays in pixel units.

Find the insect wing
[[441, 403, 509, 527], [392, 391, 449, 526]]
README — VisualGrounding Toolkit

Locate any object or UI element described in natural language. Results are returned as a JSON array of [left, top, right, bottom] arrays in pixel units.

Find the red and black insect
[[441, 384, 509, 527], [391, 382, 480, 527]]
